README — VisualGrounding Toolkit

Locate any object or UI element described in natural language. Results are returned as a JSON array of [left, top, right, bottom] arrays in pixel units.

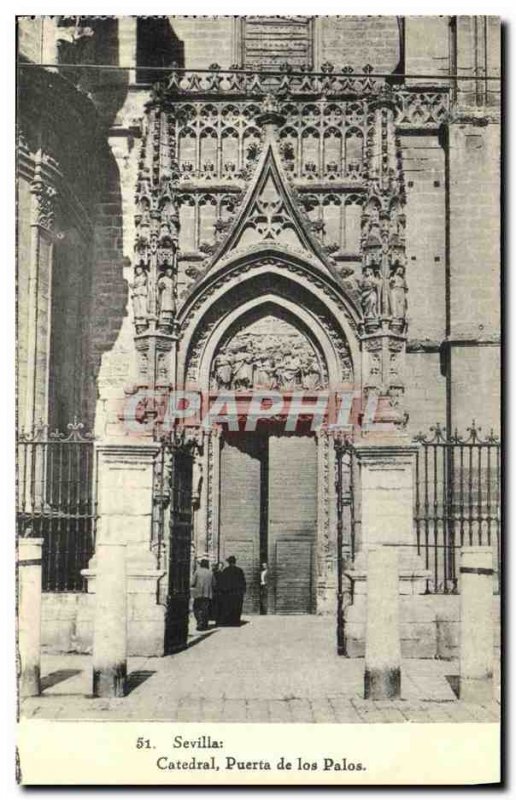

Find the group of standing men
[[191, 556, 247, 631]]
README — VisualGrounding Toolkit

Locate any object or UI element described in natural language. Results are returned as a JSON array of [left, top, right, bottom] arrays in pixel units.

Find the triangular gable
[[209, 143, 335, 275]]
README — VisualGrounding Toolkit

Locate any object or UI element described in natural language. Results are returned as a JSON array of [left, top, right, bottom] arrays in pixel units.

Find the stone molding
[[353, 442, 419, 462]]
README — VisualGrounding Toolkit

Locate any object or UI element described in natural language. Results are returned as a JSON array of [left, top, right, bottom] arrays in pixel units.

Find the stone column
[[18, 538, 44, 697], [23, 150, 58, 435], [460, 546, 494, 703], [92, 543, 127, 698], [81, 442, 166, 656], [364, 547, 401, 699], [206, 427, 222, 562]]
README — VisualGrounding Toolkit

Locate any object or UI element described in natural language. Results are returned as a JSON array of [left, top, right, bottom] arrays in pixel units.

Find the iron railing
[[414, 422, 501, 594], [16, 420, 96, 592], [152, 427, 197, 600], [152, 427, 196, 652], [334, 434, 359, 654]]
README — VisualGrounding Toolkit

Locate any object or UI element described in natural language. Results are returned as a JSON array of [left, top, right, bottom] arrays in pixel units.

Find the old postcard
[[16, 12, 501, 786]]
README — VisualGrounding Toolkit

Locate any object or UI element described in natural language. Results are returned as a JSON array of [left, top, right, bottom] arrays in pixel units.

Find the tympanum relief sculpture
[[211, 315, 327, 391]]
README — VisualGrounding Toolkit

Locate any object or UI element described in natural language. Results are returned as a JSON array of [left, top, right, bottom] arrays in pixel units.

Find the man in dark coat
[[218, 556, 246, 626], [210, 561, 225, 624], [191, 558, 214, 631]]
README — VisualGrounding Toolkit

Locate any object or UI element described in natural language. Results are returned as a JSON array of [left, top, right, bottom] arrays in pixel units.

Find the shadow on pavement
[[215, 619, 250, 628], [41, 669, 82, 691], [126, 670, 156, 695], [186, 629, 219, 649], [445, 674, 460, 698]]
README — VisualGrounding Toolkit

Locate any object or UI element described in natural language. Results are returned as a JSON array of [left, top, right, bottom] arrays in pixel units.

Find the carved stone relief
[[210, 315, 327, 391]]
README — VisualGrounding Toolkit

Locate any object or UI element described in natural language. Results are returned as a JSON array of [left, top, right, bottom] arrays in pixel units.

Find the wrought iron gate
[[154, 431, 195, 654], [414, 422, 501, 594], [16, 420, 96, 592], [334, 435, 358, 655]]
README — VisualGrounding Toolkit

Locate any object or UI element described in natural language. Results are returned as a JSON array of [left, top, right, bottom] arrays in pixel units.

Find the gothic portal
[[16, 16, 501, 651]]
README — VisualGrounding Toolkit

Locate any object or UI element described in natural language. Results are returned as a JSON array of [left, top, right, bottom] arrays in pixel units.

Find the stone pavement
[[21, 616, 501, 724]]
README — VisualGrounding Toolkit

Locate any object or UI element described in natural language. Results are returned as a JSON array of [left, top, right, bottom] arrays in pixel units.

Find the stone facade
[[16, 16, 501, 657]]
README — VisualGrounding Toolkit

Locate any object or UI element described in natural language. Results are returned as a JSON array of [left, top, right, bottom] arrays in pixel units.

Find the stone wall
[[170, 17, 236, 69], [344, 593, 501, 660], [316, 16, 400, 71], [89, 146, 135, 437], [16, 176, 33, 427], [402, 135, 447, 343], [448, 117, 500, 433], [404, 351, 447, 436], [41, 590, 501, 660], [166, 16, 401, 73], [404, 16, 451, 83]]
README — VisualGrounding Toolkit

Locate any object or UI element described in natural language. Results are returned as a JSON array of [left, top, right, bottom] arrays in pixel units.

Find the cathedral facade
[[16, 16, 501, 655]]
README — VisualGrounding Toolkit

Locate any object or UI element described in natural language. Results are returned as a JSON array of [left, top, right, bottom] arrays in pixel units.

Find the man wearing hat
[[217, 555, 247, 626], [190, 558, 214, 631]]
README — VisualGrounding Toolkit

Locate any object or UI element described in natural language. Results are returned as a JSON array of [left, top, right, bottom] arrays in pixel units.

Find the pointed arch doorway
[[212, 307, 325, 615], [179, 255, 359, 616]]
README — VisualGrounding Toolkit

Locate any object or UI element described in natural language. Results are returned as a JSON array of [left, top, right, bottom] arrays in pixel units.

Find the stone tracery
[[130, 63, 452, 421]]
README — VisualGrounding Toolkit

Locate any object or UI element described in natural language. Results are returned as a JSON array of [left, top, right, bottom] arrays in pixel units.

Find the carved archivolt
[[179, 259, 356, 388]]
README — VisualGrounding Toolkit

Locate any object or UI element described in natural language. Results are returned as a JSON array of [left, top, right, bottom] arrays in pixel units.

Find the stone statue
[[210, 330, 328, 391], [360, 267, 380, 319], [157, 268, 176, 330], [280, 349, 301, 390], [131, 266, 148, 331], [213, 351, 233, 389], [301, 353, 322, 390], [255, 350, 275, 389], [232, 343, 254, 390], [192, 457, 203, 505], [390, 266, 408, 322]]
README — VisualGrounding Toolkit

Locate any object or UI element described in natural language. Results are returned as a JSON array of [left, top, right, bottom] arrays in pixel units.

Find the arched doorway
[[211, 304, 327, 614], [178, 253, 360, 615]]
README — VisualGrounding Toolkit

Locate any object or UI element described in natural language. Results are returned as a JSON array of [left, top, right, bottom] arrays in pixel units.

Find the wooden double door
[[219, 431, 317, 614]]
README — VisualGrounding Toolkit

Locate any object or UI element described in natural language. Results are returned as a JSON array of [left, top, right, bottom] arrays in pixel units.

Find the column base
[[93, 663, 127, 698], [364, 667, 401, 700], [20, 665, 41, 698]]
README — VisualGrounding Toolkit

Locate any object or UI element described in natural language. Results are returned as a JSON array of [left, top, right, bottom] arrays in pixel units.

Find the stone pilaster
[[81, 441, 166, 656], [206, 427, 222, 563], [316, 427, 336, 613], [350, 440, 423, 575], [344, 435, 432, 658], [23, 148, 60, 434], [131, 100, 180, 425]]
